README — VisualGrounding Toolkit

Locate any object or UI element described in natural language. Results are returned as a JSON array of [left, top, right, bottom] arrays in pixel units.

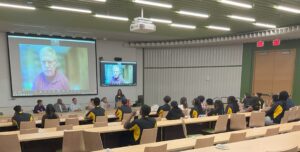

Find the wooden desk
[[96, 121, 300, 152], [183, 130, 300, 152]]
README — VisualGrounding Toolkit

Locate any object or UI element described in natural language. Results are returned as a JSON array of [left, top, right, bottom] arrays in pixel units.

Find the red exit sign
[[257, 40, 264, 47], [273, 39, 281, 46]]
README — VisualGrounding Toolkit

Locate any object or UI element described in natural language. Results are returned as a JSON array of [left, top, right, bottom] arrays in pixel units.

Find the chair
[[144, 144, 167, 152], [20, 128, 39, 134], [266, 146, 298, 152], [140, 128, 158, 144], [228, 132, 246, 143], [202, 115, 229, 134], [93, 122, 108, 127], [44, 119, 60, 128], [265, 127, 280, 137], [162, 111, 169, 118], [291, 125, 300, 132], [281, 111, 290, 124], [194, 136, 215, 149], [96, 116, 108, 123], [68, 114, 78, 118], [20, 121, 36, 130], [288, 110, 297, 122], [230, 114, 247, 131], [83, 131, 103, 151], [57, 125, 73, 131], [62, 130, 85, 152], [0, 134, 21, 152], [65, 118, 79, 126], [249, 112, 265, 128]]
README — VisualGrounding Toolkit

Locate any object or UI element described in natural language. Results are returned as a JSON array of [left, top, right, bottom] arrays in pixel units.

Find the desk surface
[[183, 130, 300, 152], [96, 121, 300, 152]]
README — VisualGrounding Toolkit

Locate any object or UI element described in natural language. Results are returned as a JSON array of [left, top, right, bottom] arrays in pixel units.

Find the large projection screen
[[7, 33, 98, 97]]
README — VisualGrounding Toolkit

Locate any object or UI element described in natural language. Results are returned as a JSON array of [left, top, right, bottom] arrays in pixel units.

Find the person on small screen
[[32, 46, 69, 91], [33, 99, 46, 114], [69, 98, 82, 112], [110, 65, 124, 85]]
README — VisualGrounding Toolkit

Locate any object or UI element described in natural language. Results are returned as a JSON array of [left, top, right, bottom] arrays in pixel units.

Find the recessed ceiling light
[[132, 0, 172, 8], [170, 23, 196, 29], [274, 5, 300, 14], [0, 2, 36, 10], [94, 14, 129, 21], [218, 0, 252, 9], [49, 5, 92, 13], [207, 25, 231, 31], [228, 15, 255, 22], [253, 22, 277, 28], [149, 18, 172, 24], [176, 10, 209, 18]]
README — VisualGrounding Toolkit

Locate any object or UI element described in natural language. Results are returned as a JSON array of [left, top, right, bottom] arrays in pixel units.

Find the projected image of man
[[110, 65, 124, 85], [32, 47, 69, 91]]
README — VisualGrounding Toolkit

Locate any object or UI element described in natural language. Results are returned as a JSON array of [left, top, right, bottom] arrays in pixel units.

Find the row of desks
[[98, 121, 300, 152]]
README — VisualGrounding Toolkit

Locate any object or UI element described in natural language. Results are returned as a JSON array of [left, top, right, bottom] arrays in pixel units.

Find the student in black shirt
[[265, 91, 288, 125], [12, 105, 33, 129], [86, 97, 105, 122], [156, 96, 171, 117], [190, 98, 204, 118], [207, 100, 225, 116], [124, 104, 157, 145], [42, 104, 59, 128], [166, 101, 184, 120], [225, 96, 239, 114], [115, 98, 132, 121]]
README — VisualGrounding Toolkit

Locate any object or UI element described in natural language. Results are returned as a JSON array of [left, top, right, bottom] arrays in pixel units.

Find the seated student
[[100, 97, 110, 110], [86, 98, 95, 111], [198, 95, 206, 110], [115, 98, 132, 121], [12, 105, 34, 129], [256, 93, 265, 109], [286, 97, 295, 110], [205, 98, 214, 114], [54, 98, 68, 113], [33, 99, 46, 114], [156, 96, 171, 117], [86, 97, 105, 123], [41, 104, 59, 128], [225, 96, 240, 114], [207, 100, 225, 116], [265, 91, 288, 125], [190, 98, 204, 118], [180, 97, 190, 116], [243, 93, 260, 112], [69, 98, 82, 112], [124, 104, 157, 145], [166, 101, 185, 120]]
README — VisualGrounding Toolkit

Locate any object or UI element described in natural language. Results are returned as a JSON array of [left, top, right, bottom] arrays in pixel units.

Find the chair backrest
[[265, 127, 280, 137], [291, 125, 300, 132], [44, 119, 60, 128], [144, 144, 167, 152], [228, 132, 246, 143], [249, 112, 265, 128], [93, 122, 108, 128], [62, 130, 85, 152], [121, 113, 132, 124], [83, 131, 103, 151], [194, 136, 215, 149], [230, 114, 246, 131], [96, 116, 108, 123], [0, 134, 21, 152], [214, 115, 229, 133], [281, 111, 290, 124], [288, 110, 297, 122], [20, 128, 39, 134], [140, 128, 158, 144], [162, 111, 169, 118], [57, 125, 74, 131], [68, 114, 78, 118], [181, 118, 187, 138], [65, 118, 79, 126], [266, 146, 298, 152], [20, 121, 36, 130]]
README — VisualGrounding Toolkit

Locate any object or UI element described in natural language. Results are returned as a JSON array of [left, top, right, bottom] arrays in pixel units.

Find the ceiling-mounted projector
[[130, 8, 156, 33]]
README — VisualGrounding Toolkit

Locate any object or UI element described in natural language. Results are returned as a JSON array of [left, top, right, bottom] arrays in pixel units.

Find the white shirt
[[69, 103, 82, 112]]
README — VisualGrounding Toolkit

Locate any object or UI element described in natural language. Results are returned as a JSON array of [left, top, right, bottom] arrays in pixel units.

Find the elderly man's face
[[40, 53, 57, 77], [113, 66, 120, 78]]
